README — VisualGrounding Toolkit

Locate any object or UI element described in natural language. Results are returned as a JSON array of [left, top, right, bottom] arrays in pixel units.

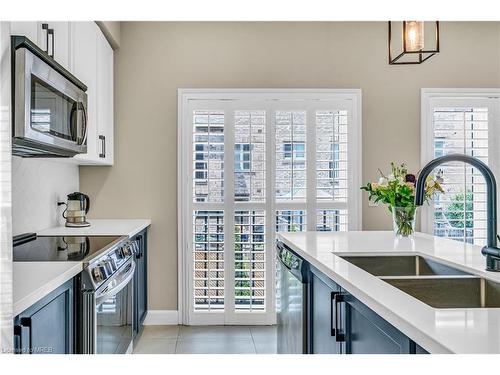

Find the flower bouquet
[[361, 163, 444, 237]]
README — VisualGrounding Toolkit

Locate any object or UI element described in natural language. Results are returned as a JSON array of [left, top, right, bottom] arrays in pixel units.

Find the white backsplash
[[12, 157, 79, 235]]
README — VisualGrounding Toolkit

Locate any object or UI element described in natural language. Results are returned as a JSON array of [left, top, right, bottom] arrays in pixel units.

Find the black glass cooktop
[[13, 234, 121, 262]]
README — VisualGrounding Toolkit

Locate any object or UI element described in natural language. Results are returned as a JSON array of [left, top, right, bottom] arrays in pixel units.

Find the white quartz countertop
[[14, 219, 151, 316], [38, 219, 151, 237], [277, 231, 500, 354], [13, 262, 82, 316]]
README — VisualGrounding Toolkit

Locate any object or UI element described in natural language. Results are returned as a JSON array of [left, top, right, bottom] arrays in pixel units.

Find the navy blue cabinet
[[412, 342, 430, 354], [310, 268, 343, 354], [309, 266, 429, 354], [343, 292, 411, 354], [14, 279, 74, 354], [133, 228, 148, 337]]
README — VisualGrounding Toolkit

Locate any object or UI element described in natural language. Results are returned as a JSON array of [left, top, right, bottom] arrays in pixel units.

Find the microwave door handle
[[79, 102, 88, 146]]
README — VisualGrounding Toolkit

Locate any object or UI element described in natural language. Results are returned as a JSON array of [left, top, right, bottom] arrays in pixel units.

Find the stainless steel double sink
[[339, 255, 500, 309]]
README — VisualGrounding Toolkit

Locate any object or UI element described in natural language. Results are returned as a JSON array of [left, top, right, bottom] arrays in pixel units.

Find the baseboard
[[143, 310, 179, 325]]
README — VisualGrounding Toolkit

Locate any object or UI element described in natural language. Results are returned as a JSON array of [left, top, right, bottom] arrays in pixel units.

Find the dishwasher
[[276, 240, 309, 354]]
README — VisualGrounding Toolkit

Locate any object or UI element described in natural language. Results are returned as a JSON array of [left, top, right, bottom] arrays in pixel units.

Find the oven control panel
[[87, 239, 139, 288]]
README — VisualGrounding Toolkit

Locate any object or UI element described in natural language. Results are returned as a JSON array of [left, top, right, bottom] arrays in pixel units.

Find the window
[[179, 90, 362, 325], [421, 89, 500, 246], [276, 210, 306, 232]]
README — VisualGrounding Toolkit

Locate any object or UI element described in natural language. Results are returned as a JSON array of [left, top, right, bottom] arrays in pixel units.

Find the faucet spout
[[414, 154, 500, 271]]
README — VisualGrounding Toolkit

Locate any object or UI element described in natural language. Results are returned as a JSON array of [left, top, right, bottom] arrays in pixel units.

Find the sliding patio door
[[178, 90, 361, 325]]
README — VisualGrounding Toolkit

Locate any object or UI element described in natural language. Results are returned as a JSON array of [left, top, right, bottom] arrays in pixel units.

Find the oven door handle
[[95, 261, 135, 305]]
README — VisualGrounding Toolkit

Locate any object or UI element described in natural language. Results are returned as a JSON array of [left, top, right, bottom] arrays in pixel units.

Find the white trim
[[420, 88, 500, 235], [143, 310, 180, 325], [178, 89, 362, 325]]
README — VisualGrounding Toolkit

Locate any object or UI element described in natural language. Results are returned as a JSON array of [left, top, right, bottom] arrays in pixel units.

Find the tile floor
[[133, 325, 277, 354]]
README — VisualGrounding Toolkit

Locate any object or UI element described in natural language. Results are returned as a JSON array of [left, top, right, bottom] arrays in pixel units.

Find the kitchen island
[[277, 231, 500, 354]]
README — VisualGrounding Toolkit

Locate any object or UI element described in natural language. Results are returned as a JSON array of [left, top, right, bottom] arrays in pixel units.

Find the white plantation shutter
[[180, 90, 361, 325], [316, 110, 348, 203], [276, 210, 307, 232], [192, 108, 226, 314], [193, 210, 225, 311], [422, 91, 500, 247], [433, 107, 488, 245], [275, 110, 307, 201], [234, 110, 266, 202], [234, 210, 266, 311]]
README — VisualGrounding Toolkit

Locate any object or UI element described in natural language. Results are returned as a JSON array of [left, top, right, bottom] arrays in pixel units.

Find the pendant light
[[388, 21, 440, 64]]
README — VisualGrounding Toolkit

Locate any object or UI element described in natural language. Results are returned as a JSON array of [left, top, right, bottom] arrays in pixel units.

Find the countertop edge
[[38, 219, 152, 238], [13, 262, 83, 316]]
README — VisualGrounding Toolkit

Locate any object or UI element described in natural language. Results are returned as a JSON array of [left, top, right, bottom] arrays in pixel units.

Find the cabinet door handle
[[333, 293, 346, 342], [19, 317, 32, 353], [14, 325, 22, 354], [136, 234, 143, 259], [99, 135, 106, 158], [41, 23, 49, 54], [330, 292, 337, 337], [48, 28, 54, 58], [41, 23, 54, 58]]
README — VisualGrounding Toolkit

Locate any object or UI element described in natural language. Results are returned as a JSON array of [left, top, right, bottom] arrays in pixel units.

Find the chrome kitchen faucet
[[414, 154, 500, 272]]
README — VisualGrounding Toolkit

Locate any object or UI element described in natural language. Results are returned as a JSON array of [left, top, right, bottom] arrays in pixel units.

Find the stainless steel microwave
[[12, 36, 88, 157]]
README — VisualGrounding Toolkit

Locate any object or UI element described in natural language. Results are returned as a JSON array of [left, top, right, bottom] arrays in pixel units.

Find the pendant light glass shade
[[388, 21, 439, 64], [404, 21, 424, 52]]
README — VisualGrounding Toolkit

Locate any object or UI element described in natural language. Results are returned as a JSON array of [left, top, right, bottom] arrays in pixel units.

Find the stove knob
[[101, 264, 110, 278], [92, 267, 105, 283], [123, 244, 132, 257], [108, 258, 117, 272], [116, 248, 124, 259], [101, 259, 113, 275], [133, 241, 140, 254]]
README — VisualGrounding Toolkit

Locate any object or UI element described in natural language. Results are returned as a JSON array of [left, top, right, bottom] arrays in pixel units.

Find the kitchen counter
[[13, 262, 82, 316], [277, 231, 500, 354], [14, 219, 151, 316], [38, 219, 151, 237]]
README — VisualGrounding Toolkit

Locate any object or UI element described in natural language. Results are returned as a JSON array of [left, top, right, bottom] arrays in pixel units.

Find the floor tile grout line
[[249, 328, 258, 353], [136, 325, 275, 354]]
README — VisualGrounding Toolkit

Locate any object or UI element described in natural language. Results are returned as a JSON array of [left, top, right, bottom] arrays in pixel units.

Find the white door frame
[[178, 89, 362, 325]]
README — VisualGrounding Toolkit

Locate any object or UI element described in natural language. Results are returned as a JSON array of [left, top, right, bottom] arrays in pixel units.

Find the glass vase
[[391, 205, 416, 237]]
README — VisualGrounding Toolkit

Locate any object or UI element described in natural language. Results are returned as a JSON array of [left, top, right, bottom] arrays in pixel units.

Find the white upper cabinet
[[10, 22, 39, 45], [43, 22, 70, 70], [71, 22, 114, 165], [10, 21, 114, 166], [10, 21, 70, 70], [96, 30, 114, 165], [71, 22, 99, 164]]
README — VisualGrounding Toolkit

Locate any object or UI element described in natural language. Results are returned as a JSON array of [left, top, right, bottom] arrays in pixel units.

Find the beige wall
[[80, 21, 500, 310]]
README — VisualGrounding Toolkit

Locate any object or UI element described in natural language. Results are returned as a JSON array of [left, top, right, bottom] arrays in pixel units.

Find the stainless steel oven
[[94, 259, 135, 354], [11, 35, 88, 157], [76, 238, 138, 354]]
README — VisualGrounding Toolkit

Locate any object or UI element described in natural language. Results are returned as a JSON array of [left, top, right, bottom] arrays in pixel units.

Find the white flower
[[397, 176, 405, 184], [378, 177, 388, 186], [388, 173, 395, 181]]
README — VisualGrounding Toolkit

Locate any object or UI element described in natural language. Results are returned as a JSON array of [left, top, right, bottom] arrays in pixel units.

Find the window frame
[[420, 88, 500, 237], [178, 89, 362, 325]]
